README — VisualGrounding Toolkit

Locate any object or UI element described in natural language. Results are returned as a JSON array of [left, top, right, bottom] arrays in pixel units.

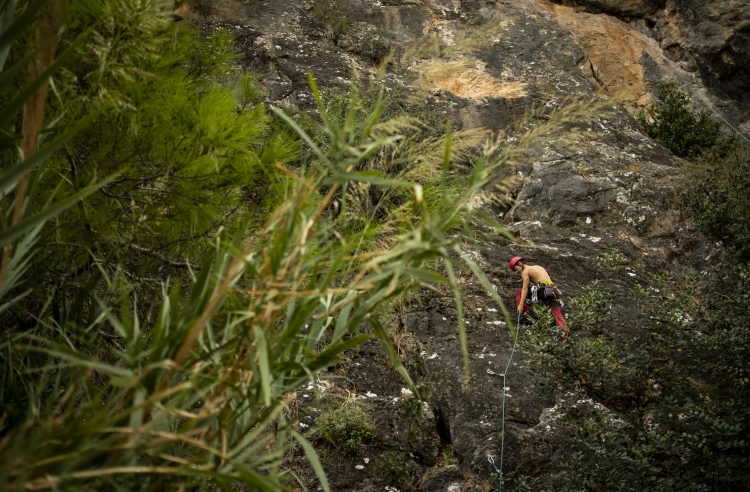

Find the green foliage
[[295, 84, 489, 252], [373, 452, 416, 491], [694, 262, 750, 393], [522, 317, 651, 408], [567, 281, 616, 335], [436, 447, 458, 466], [514, 391, 749, 491], [593, 250, 628, 272], [514, 254, 750, 490], [316, 404, 375, 455], [62, 0, 175, 112], [23, 16, 289, 316], [0, 0, 108, 320], [319, 83, 448, 141], [642, 80, 750, 259], [638, 83, 732, 158], [682, 145, 750, 259], [185, 28, 240, 79], [310, 0, 351, 44], [362, 36, 391, 64], [397, 380, 434, 447]]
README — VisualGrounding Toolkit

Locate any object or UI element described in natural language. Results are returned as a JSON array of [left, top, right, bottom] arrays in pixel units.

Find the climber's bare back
[[522, 264, 553, 284]]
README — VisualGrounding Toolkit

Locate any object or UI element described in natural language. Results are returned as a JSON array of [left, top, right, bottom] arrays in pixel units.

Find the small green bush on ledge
[[316, 404, 375, 455], [637, 83, 733, 159]]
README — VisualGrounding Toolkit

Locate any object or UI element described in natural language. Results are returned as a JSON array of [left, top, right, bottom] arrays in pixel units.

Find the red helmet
[[508, 256, 524, 270]]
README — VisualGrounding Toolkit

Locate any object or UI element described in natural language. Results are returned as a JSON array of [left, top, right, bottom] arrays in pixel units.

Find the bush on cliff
[[316, 404, 375, 455], [639, 83, 750, 259], [682, 145, 750, 259], [515, 254, 750, 490], [638, 83, 732, 159]]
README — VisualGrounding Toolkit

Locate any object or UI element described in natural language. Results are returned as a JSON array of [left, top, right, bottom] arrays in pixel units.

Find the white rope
[[716, 113, 750, 145], [489, 313, 523, 483]]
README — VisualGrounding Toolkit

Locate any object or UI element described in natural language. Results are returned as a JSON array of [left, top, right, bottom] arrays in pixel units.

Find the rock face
[[195, 0, 747, 489], [557, 0, 750, 124], [656, 0, 750, 107]]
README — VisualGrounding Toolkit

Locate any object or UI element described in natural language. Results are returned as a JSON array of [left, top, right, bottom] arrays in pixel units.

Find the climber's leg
[[549, 302, 570, 341]]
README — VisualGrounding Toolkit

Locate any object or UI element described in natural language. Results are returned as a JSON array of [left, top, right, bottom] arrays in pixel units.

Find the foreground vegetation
[[3, 2, 747, 490], [0, 1, 528, 489]]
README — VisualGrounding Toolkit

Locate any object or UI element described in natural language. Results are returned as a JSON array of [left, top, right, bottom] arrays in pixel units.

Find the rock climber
[[509, 256, 570, 341]]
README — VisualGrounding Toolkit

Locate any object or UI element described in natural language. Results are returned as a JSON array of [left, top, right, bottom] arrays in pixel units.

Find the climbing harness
[[528, 284, 564, 309], [487, 312, 523, 483]]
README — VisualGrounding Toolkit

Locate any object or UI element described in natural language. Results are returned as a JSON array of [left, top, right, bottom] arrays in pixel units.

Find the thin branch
[[0, 0, 66, 286], [129, 243, 196, 269]]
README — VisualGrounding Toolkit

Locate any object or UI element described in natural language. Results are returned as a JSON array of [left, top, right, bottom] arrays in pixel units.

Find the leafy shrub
[[639, 83, 750, 259], [567, 280, 616, 335], [373, 452, 416, 491], [682, 145, 750, 259], [593, 250, 628, 272], [310, 0, 351, 44], [436, 447, 458, 466], [638, 83, 732, 158], [362, 36, 391, 63], [316, 404, 375, 455], [521, 319, 651, 408], [515, 392, 750, 491], [694, 261, 750, 392], [23, 22, 284, 318], [513, 260, 750, 490]]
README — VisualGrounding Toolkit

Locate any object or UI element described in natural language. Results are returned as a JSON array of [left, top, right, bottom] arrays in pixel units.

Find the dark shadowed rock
[[551, 0, 664, 17], [655, 0, 750, 107], [418, 464, 464, 491]]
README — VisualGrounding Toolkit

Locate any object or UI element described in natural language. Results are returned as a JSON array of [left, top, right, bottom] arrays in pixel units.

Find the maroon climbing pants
[[515, 288, 568, 328]]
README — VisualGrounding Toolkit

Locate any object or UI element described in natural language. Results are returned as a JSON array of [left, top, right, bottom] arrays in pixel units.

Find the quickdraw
[[529, 284, 562, 304]]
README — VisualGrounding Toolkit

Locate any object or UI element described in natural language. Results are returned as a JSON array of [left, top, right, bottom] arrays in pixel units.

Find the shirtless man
[[509, 256, 569, 341]]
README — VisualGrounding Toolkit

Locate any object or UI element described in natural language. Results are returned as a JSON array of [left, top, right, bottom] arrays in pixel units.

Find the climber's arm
[[517, 271, 529, 312]]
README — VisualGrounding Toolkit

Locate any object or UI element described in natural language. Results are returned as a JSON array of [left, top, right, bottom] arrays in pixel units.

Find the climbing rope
[[488, 313, 523, 483], [716, 113, 750, 145]]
